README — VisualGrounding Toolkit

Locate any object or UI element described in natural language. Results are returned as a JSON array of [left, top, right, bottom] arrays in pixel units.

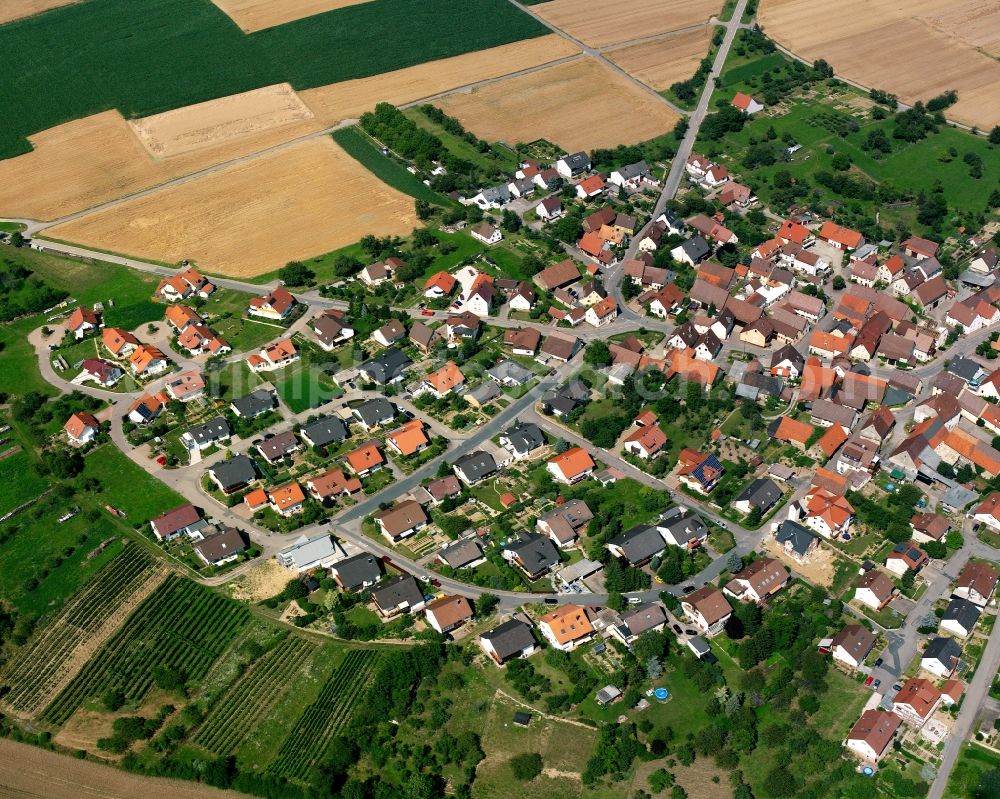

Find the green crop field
[[331, 127, 451, 206], [1, 544, 159, 716], [0, 0, 547, 159], [41, 574, 248, 726]]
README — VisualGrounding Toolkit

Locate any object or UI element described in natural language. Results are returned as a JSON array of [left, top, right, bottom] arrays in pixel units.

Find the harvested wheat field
[[0, 0, 76, 25], [535, 0, 721, 49], [436, 57, 680, 152], [759, 0, 1000, 131], [606, 26, 714, 91], [211, 0, 370, 32], [0, 738, 254, 799], [0, 35, 575, 221], [300, 34, 579, 124], [0, 110, 324, 221], [46, 137, 417, 277], [129, 83, 315, 158]]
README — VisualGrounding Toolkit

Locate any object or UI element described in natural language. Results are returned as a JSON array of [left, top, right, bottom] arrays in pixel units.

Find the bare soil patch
[[0, 737, 255, 799], [436, 57, 680, 152], [606, 27, 714, 91], [673, 759, 734, 799], [210, 0, 371, 33], [227, 558, 290, 602], [45, 137, 418, 277], [763, 534, 835, 588], [0, 35, 574, 221], [535, 0, 721, 49], [129, 83, 314, 159], [0, 0, 77, 25], [758, 0, 1000, 131]]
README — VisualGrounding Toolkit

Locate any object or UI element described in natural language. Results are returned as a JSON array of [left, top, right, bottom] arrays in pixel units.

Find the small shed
[[596, 685, 622, 706], [512, 711, 532, 726]]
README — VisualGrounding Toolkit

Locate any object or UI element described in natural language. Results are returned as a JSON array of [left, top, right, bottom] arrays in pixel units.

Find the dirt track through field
[[436, 56, 681, 151], [45, 137, 418, 277], [758, 0, 1000, 131], [0, 35, 576, 222], [210, 0, 371, 32], [0, 738, 255, 799], [606, 26, 715, 91], [534, 0, 722, 48], [0, 0, 77, 25]]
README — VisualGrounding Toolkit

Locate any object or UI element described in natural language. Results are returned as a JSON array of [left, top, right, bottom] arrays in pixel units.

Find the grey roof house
[[360, 348, 412, 384], [371, 575, 425, 617], [331, 553, 382, 591], [182, 416, 231, 451], [480, 618, 537, 665], [208, 454, 257, 494], [230, 388, 276, 419], [276, 533, 341, 572], [500, 421, 545, 459], [453, 450, 498, 485], [352, 398, 397, 430], [300, 416, 349, 448], [607, 525, 665, 566]]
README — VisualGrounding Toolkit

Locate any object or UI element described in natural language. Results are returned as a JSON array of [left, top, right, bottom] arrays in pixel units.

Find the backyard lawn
[[80, 444, 186, 524]]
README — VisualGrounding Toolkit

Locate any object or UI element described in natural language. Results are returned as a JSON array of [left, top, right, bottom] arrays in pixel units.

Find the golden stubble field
[[0, 738, 255, 799], [210, 0, 370, 32], [758, 0, 1000, 131], [534, 0, 722, 49], [0, 0, 76, 24], [0, 35, 576, 221], [46, 137, 418, 277], [606, 26, 714, 91], [436, 57, 681, 152]]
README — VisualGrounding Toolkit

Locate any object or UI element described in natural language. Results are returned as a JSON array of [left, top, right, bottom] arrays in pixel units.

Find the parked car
[[873, 678, 881, 689], [864, 675, 874, 687], [420, 309, 434, 316], [874, 657, 883, 668], [682, 584, 696, 593], [672, 623, 682, 634], [892, 683, 903, 692], [544, 598, 559, 605]]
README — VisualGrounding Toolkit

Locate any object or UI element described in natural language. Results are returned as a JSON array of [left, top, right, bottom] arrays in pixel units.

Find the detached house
[[64, 411, 100, 446], [922, 637, 962, 679], [65, 306, 102, 340], [846, 710, 901, 763], [892, 678, 941, 726], [425, 596, 474, 635], [375, 499, 428, 543], [539, 605, 593, 651], [358, 256, 403, 287], [480, 619, 537, 665], [101, 327, 140, 357], [155, 268, 214, 302], [150, 504, 206, 542], [537, 499, 592, 549], [682, 586, 732, 636], [247, 339, 299, 372], [941, 597, 981, 638], [885, 541, 928, 577], [831, 624, 876, 670], [724, 558, 789, 603], [129, 345, 169, 378], [503, 533, 560, 580], [311, 310, 354, 351], [676, 448, 724, 494], [247, 286, 296, 321], [954, 561, 999, 607], [546, 447, 595, 484], [854, 570, 895, 610], [731, 92, 764, 114]]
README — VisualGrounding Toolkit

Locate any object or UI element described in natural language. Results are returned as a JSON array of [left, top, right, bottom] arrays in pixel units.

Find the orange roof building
[[424, 271, 457, 296], [64, 411, 100, 444], [243, 487, 269, 511], [814, 424, 849, 459], [770, 416, 814, 448], [802, 487, 855, 538], [269, 482, 306, 516], [777, 219, 811, 245], [101, 327, 140, 356], [422, 360, 465, 396], [547, 447, 595, 484], [819, 221, 864, 250], [385, 419, 430, 457], [346, 441, 385, 475], [306, 468, 361, 501], [623, 424, 668, 459], [129, 344, 168, 376], [539, 605, 593, 651], [164, 304, 204, 330]]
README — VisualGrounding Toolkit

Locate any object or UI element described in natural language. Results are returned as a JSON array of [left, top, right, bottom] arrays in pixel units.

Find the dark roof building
[[230, 388, 276, 418], [504, 533, 560, 579], [208, 454, 257, 493], [331, 553, 382, 591], [607, 525, 665, 565], [360, 348, 412, 384], [352, 398, 396, 430], [481, 618, 537, 664], [301, 416, 349, 447]]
